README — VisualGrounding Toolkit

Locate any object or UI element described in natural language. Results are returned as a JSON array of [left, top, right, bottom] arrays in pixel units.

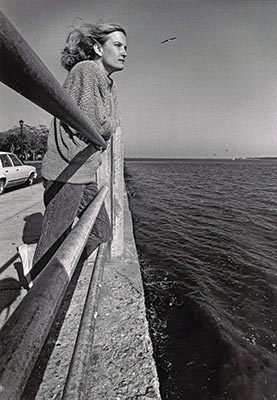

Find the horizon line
[[124, 156, 277, 160]]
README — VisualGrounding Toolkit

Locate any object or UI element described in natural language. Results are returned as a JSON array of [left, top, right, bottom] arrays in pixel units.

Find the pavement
[[0, 182, 44, 329]]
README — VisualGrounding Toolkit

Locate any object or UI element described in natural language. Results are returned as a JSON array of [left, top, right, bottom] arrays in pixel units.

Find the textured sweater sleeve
[[63, 61, 117, 141]]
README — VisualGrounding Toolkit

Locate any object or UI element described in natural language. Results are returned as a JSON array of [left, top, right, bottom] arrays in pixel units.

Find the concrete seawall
[[81, 192, 161, 398]]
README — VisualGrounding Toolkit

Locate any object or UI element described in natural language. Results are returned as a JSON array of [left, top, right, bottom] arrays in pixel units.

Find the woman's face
[[100, 31, 127, 75]]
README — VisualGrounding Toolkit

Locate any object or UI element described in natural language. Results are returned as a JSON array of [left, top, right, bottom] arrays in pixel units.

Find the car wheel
[[0, 180, 5, 195], [27, 174, 34, 186]]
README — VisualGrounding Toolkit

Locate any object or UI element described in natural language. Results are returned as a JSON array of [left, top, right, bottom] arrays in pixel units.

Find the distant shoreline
[[124, 157, 277, 161]]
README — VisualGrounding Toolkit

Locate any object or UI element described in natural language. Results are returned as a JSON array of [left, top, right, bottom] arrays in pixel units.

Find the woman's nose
[[121, 48, 127, 57]]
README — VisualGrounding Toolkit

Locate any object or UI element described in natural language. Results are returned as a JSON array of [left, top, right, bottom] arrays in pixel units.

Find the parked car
[[0, 151, 37, 195]]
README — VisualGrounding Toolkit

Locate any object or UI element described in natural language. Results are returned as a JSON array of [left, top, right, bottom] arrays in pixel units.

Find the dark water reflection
[[125, 159, 277, 400]]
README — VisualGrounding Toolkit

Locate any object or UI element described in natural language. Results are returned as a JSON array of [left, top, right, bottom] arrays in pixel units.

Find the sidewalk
[[0, 183, 44, 329]]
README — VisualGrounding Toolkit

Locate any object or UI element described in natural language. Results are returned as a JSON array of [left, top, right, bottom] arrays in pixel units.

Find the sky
[[1, 0, 277, 158]]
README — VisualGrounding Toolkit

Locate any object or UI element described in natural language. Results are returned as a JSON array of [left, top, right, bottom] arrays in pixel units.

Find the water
[[124, 159, 277, 400]]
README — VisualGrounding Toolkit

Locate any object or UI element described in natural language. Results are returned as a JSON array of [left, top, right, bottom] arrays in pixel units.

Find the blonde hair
[[61, 22, 126, 71]]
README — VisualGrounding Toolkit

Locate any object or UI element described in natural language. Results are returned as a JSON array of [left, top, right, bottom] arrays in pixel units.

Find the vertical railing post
[[97, 146, 112, 217], [97, 126, 124, 259], [96, 143, 112, 255], [110, 126, 124, 258]]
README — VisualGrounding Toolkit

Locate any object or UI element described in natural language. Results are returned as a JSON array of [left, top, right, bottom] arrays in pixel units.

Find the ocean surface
[[124, 159, 277, 400]]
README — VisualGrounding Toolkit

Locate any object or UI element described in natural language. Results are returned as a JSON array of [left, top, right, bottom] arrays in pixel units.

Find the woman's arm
[[63, 61, 117, 142]]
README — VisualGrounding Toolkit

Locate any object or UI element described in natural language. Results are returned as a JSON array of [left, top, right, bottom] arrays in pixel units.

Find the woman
[[18, 21, 127, 288]]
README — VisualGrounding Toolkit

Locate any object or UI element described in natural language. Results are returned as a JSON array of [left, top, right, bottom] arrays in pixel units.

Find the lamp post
[[19, 119, 24, 160]]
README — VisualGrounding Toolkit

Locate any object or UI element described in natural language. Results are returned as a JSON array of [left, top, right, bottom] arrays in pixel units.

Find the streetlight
[[19, 119, 24, 159]]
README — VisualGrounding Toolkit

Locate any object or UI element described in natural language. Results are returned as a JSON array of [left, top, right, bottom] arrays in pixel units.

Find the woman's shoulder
[[69, 60, 102, 78], [64, 60, 109, 95]]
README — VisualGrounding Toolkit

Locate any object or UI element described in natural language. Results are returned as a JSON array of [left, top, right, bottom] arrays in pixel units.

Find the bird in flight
[[161, 37, 176, 44]]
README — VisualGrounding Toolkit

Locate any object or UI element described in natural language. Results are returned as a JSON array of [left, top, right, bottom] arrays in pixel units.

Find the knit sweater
[[42, 60, 118, 184]]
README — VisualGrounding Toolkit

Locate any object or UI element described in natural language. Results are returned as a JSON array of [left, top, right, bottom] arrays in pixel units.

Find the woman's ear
[[93, 42, 102, 57]]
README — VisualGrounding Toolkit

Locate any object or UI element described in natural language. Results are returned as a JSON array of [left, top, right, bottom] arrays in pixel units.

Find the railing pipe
[[0, 185, 109, 400], [0, 11, 106, 149]]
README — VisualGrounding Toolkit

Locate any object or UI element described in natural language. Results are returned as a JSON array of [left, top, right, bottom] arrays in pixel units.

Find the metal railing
[[0, 11, 125, 400], [0, 11, 105, 148]]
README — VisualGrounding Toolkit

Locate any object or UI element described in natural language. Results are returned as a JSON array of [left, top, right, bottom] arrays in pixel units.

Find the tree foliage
[[0, 124, 49, 159]]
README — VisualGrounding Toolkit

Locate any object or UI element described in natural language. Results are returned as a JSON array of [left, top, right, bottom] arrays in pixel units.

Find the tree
[[0, 126, 21, 153], [0, 124, 49, 159]]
